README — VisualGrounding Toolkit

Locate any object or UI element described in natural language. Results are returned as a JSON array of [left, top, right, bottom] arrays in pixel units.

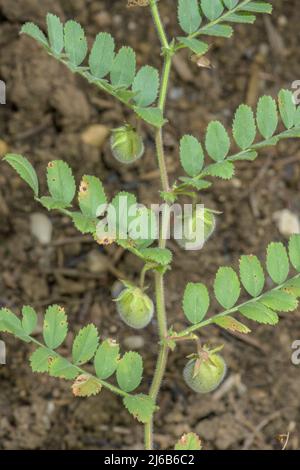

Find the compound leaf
[[4, 154, 39, 197], [72, 324, 99, 365], [94, 339, 120, 379], [183, 282, 209, 324], [214, 267, 241, 309], [266, 242, 289, 284], [116, 352, 143, 392], [43, 305, 68, 349], [239, 255, 265, 297]]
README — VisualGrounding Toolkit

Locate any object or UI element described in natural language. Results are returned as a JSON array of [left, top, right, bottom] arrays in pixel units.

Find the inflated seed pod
[[116, 286, 154, 329], [110, 124, 144, 164], [183, 352, 226, 394]]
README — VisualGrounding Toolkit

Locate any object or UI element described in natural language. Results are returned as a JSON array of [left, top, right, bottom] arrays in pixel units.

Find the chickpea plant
[[1, 0, 300, 451]]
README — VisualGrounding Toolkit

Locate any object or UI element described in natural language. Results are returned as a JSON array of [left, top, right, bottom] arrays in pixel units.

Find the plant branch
[[176, 273, 300, 338]]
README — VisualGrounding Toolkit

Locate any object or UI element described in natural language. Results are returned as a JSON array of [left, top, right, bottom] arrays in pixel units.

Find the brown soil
[[1, 0, 300, 450]]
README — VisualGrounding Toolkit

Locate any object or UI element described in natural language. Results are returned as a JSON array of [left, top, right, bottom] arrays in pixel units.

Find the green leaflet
[[226, 13, 256, 23], [278, 89, 296, 130], [138, 248, 173, 266], [178, 0, 202, 34], [123, 394, 156, 424], [89, 32, 115, 79], [134, 106, 166, 128], [71, 212, 98, 235], [260, 290, 298, 312], [21, 22, 49, 48], [214, 316, 251, 334], [239, 255, 265, 297], [47, 13, 64, 55], [72, 374, 102, 397], [132, 66, 159, 107], [21, 306, 37, 335], [242, 2, 272, 14], [110, 46, 136, 88], [223, 0, 239, 8], [43, 305, 68, 349], [30, 347, 57, 373], [288, 234, 300, 271], [203, 161, 235, 179], [201, 0, 224, 21], [183, 282, 209, 324], [116, 352, 143, 392], [78, 175, 107, 218], [0, 308, 27, 340], [256, 96, 278, 139], [64, 20, 88, 66], [49, 357, 79, 380], [239, 302, 279, 325], [266, 242, 290, 284], [233, 104, 256, 150], [175, 432, 202, 450], [200, 24, 233, 38], [94, 339, 120, 380], [214, 267, 241, 309], [72, 324, 99, 365], [4, 154, 39, 197], [180, 135, 204, 177], [205, 121, 230, 162], [46, 160, 75, 207], [177, 37, 208, 55]]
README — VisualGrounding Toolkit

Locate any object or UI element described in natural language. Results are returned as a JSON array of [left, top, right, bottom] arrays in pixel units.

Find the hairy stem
[[145, 0, 172, 451]]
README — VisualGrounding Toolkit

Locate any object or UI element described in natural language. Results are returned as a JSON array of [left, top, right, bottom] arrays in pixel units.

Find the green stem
[[145, 0, 172, 451], [149, 0, 169, 50], [176, 273, 300, 338]]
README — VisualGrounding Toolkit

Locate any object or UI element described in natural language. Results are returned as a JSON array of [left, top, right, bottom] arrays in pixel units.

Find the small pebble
[[30, 213, 53, 245]]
